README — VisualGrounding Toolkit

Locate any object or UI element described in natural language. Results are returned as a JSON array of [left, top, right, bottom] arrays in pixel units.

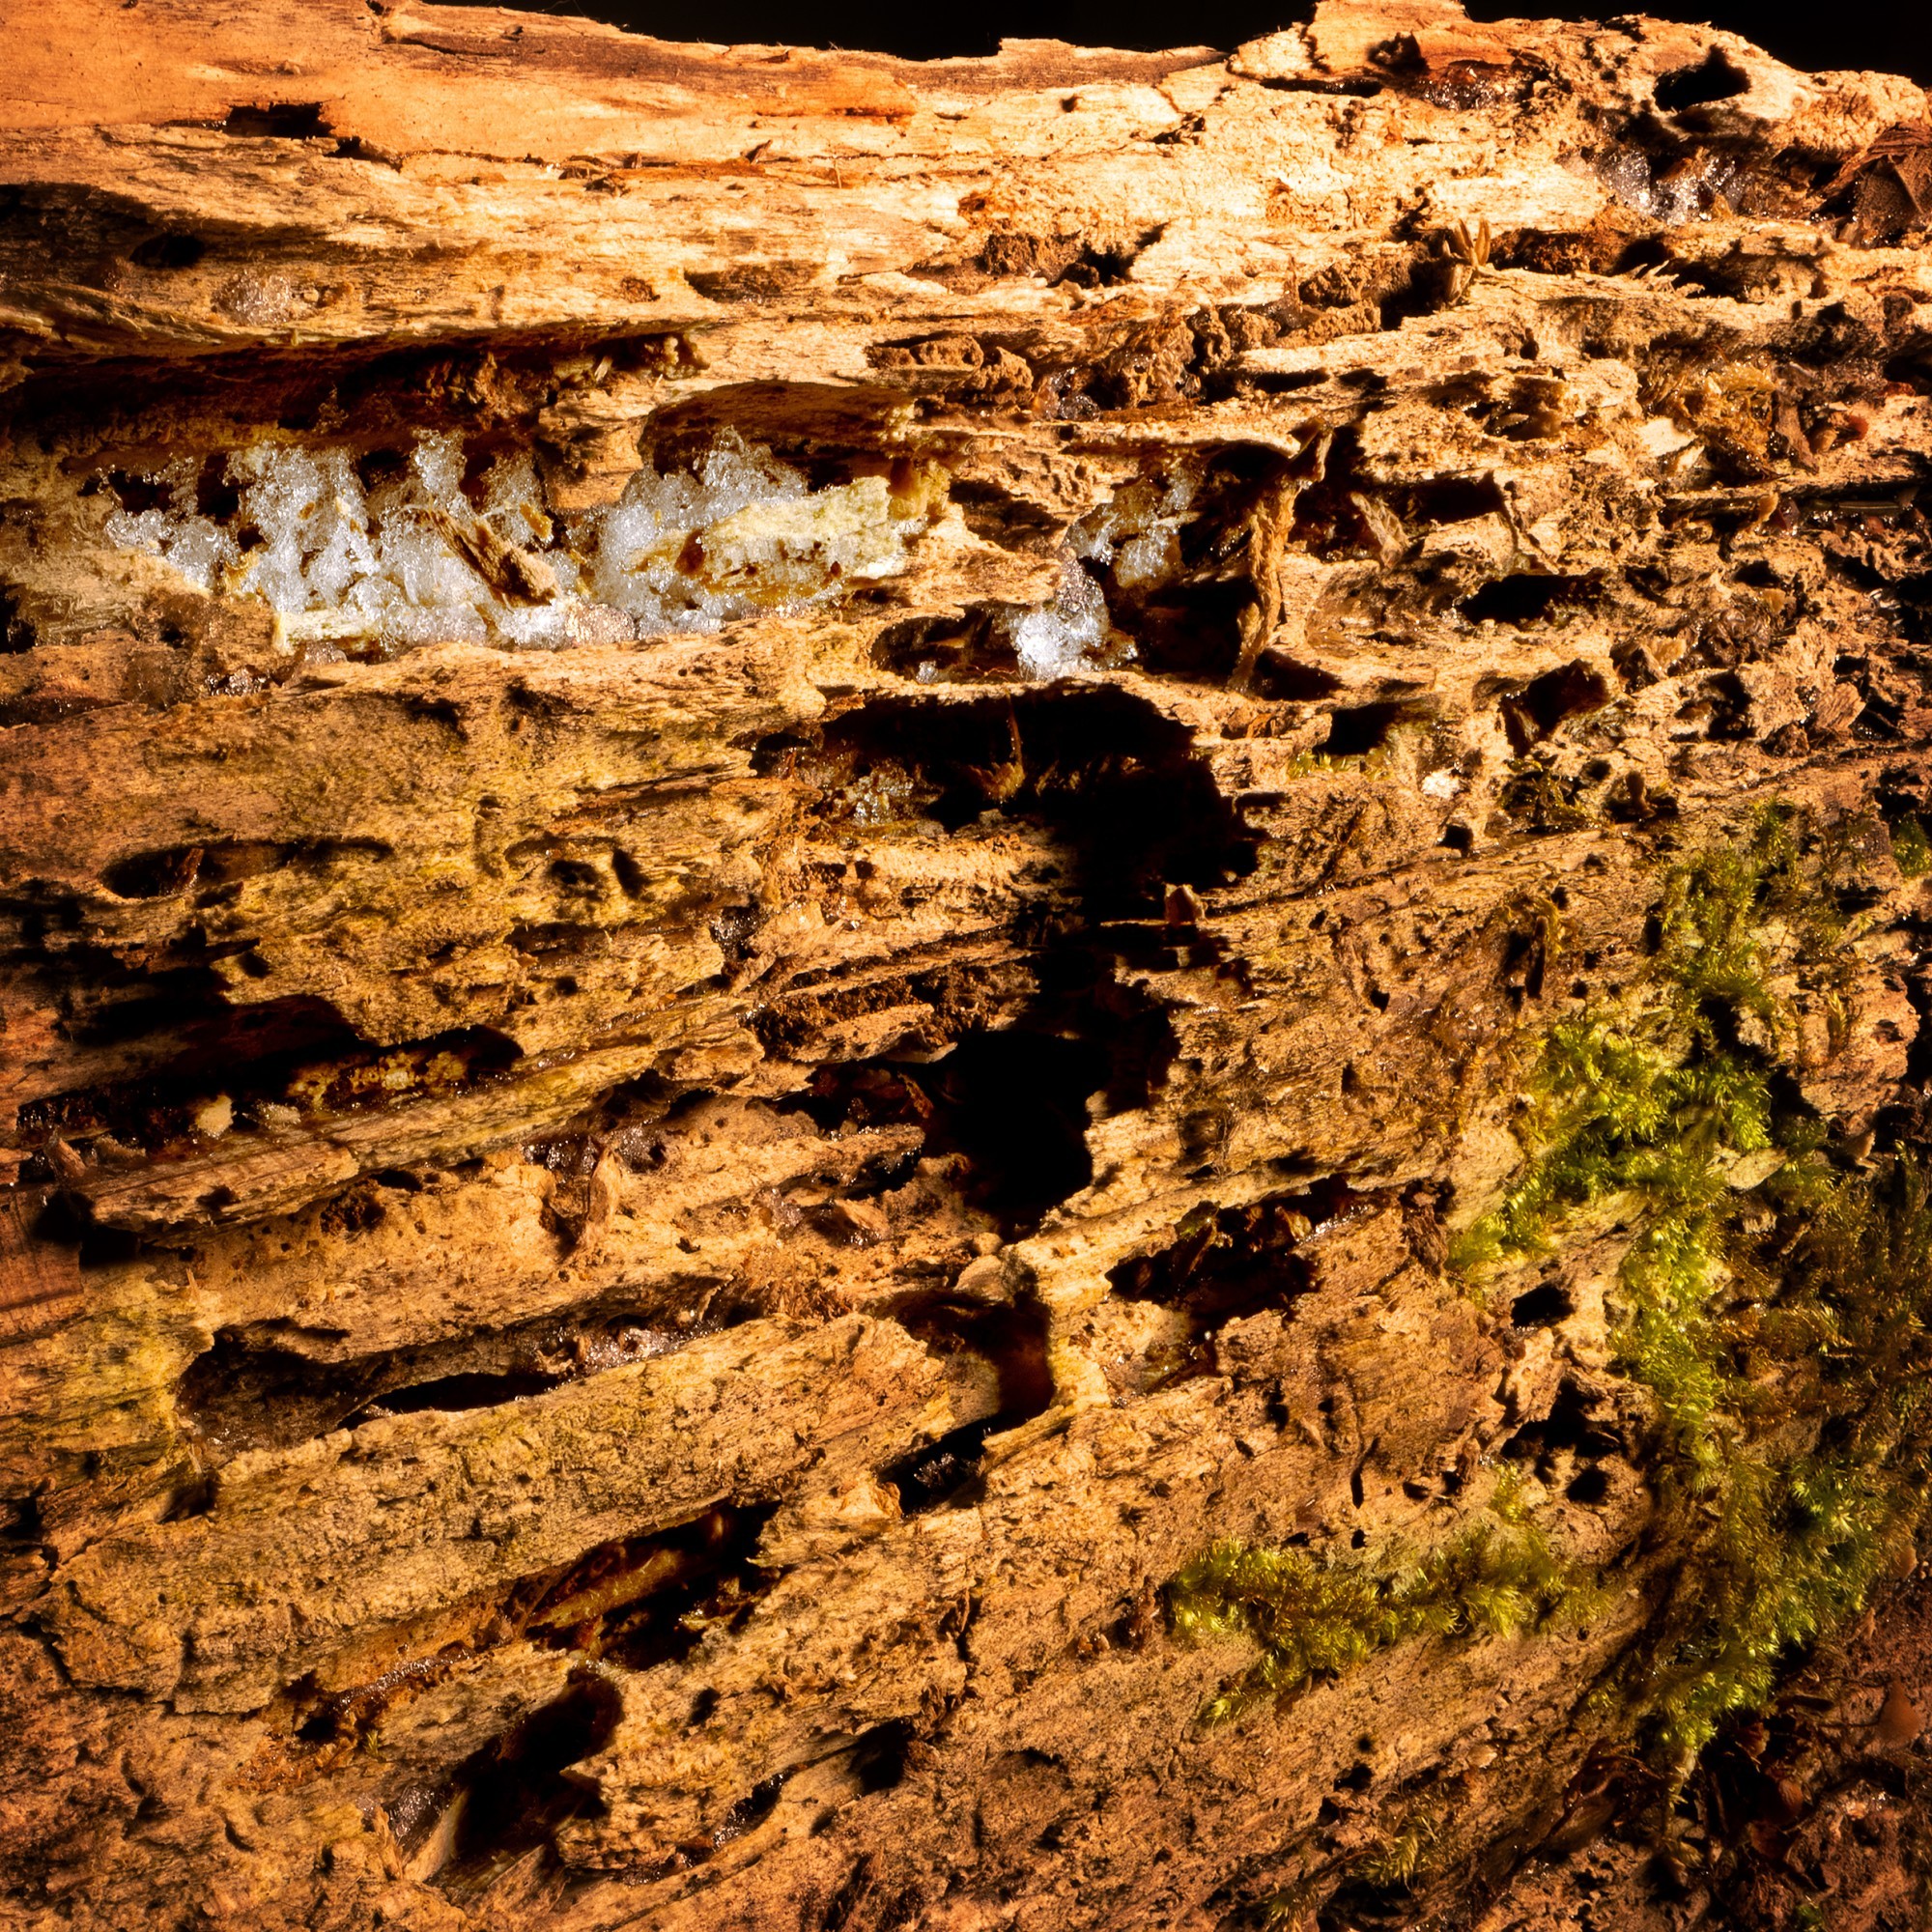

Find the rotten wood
[[2, 2, 1932, 1927]]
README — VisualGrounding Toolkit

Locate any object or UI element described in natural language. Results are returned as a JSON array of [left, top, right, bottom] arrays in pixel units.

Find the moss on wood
[[1455, 808, 1932, 1751], [1169, 1510, 1582, 1724]]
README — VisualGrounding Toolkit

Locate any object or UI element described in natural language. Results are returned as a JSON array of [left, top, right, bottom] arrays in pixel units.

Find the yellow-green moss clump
[[1168, 1513, 1579, 1724], [1170, 809, 1932, 1773], [1454, 807, 1932, 1751], [1889, 810, 1932, 880]]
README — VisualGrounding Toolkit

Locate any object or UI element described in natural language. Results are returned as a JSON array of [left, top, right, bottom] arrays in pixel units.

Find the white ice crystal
[[586, 431, 928, 631], [1008, 562, 1110, 678], [102, 456, 240, 594], [98, 425, 937, 657], [987, 463, 1202, 679], [1070, 466, 1201, 585]]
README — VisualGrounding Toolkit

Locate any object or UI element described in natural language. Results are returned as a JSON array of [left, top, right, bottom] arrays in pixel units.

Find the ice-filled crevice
[[1069, 466, 1203, 592], [900, 464, 1208, 685], [1004, 465, 1207, 678], [100, 428, 944, 655], [993, 558, 1114, 680]]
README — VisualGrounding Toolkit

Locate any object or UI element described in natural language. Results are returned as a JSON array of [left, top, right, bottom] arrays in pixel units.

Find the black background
[[433, 0, 1928, 84]]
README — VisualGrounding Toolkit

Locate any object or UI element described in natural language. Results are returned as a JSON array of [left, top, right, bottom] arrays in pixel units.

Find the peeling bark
[[5, 1, 1932, 1926]]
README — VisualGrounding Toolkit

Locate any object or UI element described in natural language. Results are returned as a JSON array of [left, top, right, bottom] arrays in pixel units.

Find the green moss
[[1169, 806, 1930, 1779], [1634, 1154, 1932, 1747], [1890, 811, 1932, 880], [1497, 759, 1593, 834], [1353, 1810, 1438, 1890], [1169, 1512, 1580, 1724], [1254, 1808, 1441, 1921], [1454, 806, 1932, 1753], [1257, 1876, 1323, 1930], [1446, 1016, 1768, 1300], [1281, 720, 1432, 782]]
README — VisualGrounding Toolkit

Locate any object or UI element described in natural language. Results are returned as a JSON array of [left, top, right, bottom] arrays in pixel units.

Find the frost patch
[[100, 429, 942, 655], [1070, 467, 1202, 591], [1003, 561, 1112, 678], [974, 468, 1206, 681], [1594, 143, 1748, 226]]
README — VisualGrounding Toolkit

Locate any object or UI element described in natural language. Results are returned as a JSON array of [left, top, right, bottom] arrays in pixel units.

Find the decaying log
[[5, 1, 1932, 1925]]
